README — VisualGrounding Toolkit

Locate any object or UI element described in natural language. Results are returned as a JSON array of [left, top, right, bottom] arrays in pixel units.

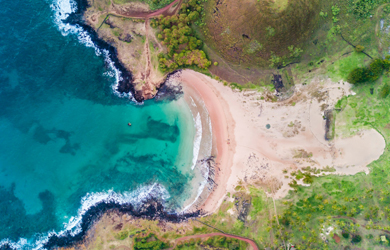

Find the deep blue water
[[0, 0, 196, 246]]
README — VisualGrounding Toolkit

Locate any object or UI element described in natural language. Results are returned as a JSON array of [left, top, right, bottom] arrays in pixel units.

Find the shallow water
[[0, 0, 197, 245]]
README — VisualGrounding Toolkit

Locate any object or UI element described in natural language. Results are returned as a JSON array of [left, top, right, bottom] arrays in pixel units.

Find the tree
[[188, 11, 200, 21]]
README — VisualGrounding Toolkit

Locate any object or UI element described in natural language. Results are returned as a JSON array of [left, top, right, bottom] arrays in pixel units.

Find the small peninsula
[[83, 0, 211, 101]]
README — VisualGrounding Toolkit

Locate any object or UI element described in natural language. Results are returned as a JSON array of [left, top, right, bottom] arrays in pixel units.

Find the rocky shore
[[73, 0, 182, 102]]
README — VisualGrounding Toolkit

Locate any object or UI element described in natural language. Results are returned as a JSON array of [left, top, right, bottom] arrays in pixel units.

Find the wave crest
[[0, 184, 174, 250]]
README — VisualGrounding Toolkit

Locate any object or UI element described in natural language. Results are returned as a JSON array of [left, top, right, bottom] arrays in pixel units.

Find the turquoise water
[[0, 0, 196, 245]]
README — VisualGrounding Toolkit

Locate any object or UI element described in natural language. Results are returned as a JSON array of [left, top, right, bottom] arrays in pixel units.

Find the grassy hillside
[[198, 0, 389, 73]]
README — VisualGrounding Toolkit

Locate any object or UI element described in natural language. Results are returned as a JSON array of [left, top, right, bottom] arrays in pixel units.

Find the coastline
[[177, 70, 235, 214], [175, 69, 386, 212], [1, 0, 388, 247], [65, 0, 152, 102], [11, 69, 385, 250]]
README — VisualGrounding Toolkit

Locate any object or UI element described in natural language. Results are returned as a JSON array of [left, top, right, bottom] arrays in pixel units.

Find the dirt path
[[146, 0, 182, 18], [375, 3, 390, 52], [144, 19, 151, 81], [110, 0, 182, 19], [172, 232, 259, 250]]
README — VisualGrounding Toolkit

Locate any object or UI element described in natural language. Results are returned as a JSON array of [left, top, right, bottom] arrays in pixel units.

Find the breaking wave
[[0, 184, 178, 250], [50, 0, 133, 100], [191, 112, 202, 170]]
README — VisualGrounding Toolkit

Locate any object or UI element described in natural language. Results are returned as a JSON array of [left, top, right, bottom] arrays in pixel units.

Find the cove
[[0, 0, 196, 246]]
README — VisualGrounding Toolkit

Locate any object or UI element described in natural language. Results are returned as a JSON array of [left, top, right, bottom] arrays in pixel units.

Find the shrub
[[368, 59, 384, 81], [348, 58, 390, 84], [355, 45, 365, 52], [352, 234, 362, 243], [229, 82, 244, 91], [348, 67, 371, 84], [214, 61, 218, 66], [379, 83, 390, 98], [383, 57, 390, 71], [302, 173, 314, 184], [332, 5, 340, 16], [349, 0, 375, 18], [342, 231, 350, 239]]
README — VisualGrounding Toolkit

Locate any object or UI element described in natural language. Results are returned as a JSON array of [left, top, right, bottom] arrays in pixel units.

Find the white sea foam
[[191, 113, 202, 170], [190, 96, 197, 107], [181, 94, 213, 213], [60, 183, 170, 237], [0, 183, 170, 250], [50, 0, 134, 100], [180, 161, 209, 213]]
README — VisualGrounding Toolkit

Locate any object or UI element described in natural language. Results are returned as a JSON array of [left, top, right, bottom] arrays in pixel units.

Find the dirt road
[[111, 0, 182, 19]]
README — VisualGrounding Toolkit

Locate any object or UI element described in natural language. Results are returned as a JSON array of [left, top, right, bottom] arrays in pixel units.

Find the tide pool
[[0, 0, 197, 245]]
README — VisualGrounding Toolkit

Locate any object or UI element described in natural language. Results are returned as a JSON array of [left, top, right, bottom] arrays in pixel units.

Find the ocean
[[0, 0, 207, 248]]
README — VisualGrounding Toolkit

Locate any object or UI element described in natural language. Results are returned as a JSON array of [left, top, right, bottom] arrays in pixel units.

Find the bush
[[342, 231, 350, 239], [348, 67, 370, 84], [368, 59, 384, 81], [134, 234, 169, 250], [302, 173, 314, 184], [349, 0, 376, 18], [352, 234, 362, 243], [348, 59, 388, 84], [355, 45, 365, 52], [383, 58, 390, 71], [379, 83, 390, 98]]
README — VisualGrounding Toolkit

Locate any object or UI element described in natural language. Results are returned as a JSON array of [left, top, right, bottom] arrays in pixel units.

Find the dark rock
[[272, 74, 284, 93], [105, 17, 116, 29], [118, 33, 133, 43]]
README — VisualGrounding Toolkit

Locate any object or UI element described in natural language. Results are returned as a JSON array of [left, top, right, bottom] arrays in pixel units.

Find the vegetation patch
[[151, 0, 211, 72], [347, 57, 390, 84], [175, 236, 247, 250], [134, 233, 170, 250]]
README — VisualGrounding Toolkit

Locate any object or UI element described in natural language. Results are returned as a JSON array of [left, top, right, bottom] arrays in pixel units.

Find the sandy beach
[[177, 69, 386, 214], [177, 70, 235, 214]]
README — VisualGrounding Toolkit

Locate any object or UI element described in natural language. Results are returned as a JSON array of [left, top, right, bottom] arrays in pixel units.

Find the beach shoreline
[[176, 69, 386, 213], [35, 69, 387, 250], [177, 70, 236, 214]]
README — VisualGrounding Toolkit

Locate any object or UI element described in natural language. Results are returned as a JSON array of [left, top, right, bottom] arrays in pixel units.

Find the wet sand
[[178, 70, 235, 214]]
